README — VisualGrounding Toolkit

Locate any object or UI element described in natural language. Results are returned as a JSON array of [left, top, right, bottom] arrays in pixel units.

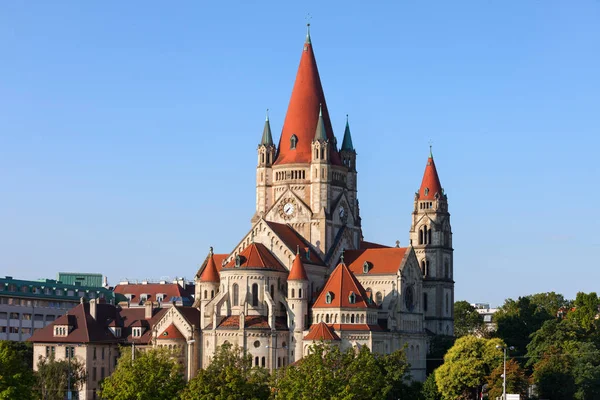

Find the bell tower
[[409, 148, 454, 336], [253, 111, 276, 223]]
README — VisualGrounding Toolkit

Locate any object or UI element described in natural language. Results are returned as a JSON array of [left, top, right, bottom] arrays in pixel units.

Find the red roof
[[222, 243, 287, 272], [360, 241, 390, 250], [200, 252, 220, 283], [266, 221, 325, 266], [274, 32, 341, 166], [304, 322, 340, 341], [157, 323, 185, 340], [329, 323, 384, 332], [196, 253, 228, 279], [313, 262, 376, 309], [418, 156, 443, 200], [345, 248, 408, 275], [216, 315, 287, 330], [288, 253, 309, 281], [113, 283, 191, 303]]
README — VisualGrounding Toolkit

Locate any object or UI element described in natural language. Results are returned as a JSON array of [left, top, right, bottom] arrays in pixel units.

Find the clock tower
[[252, 26, 362, 266]]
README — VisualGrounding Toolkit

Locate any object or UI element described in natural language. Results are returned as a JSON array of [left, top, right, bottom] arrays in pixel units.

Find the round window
[[253, 340, 260, 348]]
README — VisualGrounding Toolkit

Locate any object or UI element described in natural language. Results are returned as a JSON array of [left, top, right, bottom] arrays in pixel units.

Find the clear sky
[[1, 1, 598, 307]]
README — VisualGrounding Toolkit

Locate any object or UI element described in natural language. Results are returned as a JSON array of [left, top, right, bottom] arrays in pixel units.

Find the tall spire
[[314, 104, 327, 141], [341, 114, 354, 151], [274, 26, 342, 166], [418, 150, 444, 201], [260, 109, 273, 146]]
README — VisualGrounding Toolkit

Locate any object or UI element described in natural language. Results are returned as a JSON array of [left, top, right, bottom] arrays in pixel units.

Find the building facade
[[0, 276, 113, 342]]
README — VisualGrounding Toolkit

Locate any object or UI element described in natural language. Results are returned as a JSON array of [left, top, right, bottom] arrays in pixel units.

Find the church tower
[[409, 149, 454, 336], [252, 25, 362, 265]]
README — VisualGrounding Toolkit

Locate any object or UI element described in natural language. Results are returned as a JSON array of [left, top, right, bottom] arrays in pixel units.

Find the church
[[193, 26, 454, 381], [29, 27, 454, 398]]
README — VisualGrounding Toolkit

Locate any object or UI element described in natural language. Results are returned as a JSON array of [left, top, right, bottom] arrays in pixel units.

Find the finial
[[346, 114, 349, 124], [305, 14, 312, 44], [251, 230, 255, 243], [395, 240, 400, 248], [428, 139, 433, 158], [319, 103, 323, 117], [266, 108, 269, 122], [209, 246, 213, 255], [296, 245, 300, 255], [340, 248, 345, 265]]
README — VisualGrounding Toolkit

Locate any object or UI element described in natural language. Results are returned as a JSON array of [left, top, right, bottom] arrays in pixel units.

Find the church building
[[193, 25, 454, 381]]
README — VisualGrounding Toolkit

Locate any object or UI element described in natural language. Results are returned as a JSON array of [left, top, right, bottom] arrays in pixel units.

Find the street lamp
[[496, 344, 515, 400]]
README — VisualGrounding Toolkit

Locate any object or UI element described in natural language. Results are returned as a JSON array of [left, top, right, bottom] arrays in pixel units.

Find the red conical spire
[[274, 26, 341, 166], [418, 149, 443, 200], [200, 247, 220, 283], [288, 249, 309, 281]]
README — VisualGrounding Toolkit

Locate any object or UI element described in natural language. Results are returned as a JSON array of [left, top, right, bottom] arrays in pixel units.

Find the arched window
[[252, 283, 259, 307], [341, 314, 346, 323], [428, 226, 432, 244], [211, 290, 214, 299], [376, 292, 383, 305], [351, 314, 355, 323], [423, 226, 428, 244], [255, 356, 259, 366], [204, 290, 207, 299], [360, 314, 365, 323], [363, 262, 369, 274], [290, 134, 298, 149], [298, 289, 302, 298], [348, 292, 356, 304], [261, 357, 266, 367], [232, 284, 239, 306], [423, 293, 428, 312], [325, 291, 333, 304], [291, 288, 295, 299], [270, 285, 274, 299], [326, 314, 330, 323], [419, 229, 423, 245]]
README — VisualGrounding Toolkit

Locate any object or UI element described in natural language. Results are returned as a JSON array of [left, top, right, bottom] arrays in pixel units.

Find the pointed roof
[[340, 115, 354, 151], [418, 152, 444, 201], [288, 252, 309, 281], [200, 249, 220, 283], [157, 323, 185, 340], [345, 247, 409, 275], [274, 28, 342, 166], [222, 243, 287, 272], [304, 322, 341, 341], [313, 262, 376, 309], [260, 110, 274, 146], [314, 104, 328, 141]]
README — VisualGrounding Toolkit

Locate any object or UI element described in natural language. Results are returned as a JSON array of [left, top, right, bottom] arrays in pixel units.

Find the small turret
[[339, 114, 356, 172], [258, 110, 276, 167], [311, 104, 330, 163], [199, 247, 220, 323], [287, 249, 309, 363]]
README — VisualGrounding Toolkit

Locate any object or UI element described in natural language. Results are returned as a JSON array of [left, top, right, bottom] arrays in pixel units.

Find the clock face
[[284, 203, 295, 215]]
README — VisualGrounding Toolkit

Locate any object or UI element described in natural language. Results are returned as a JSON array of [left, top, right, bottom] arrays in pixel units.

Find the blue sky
[[1, 1, 598, 306]]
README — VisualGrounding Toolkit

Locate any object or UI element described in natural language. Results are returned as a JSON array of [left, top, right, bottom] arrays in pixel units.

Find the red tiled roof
[[196, 253, 228, 279], [345, 248, 408, 275], [418, 156, 443, 200], [265, 221, 326, 266], [200, 252, 220, 283], [216, 315, 287, 330], [288, 253, 308, 281], [313, 263, 376, 309], [222, 243, 287, 272], [157, 323, 185, 340], [113, 283, 189, 303], [329, 323, 384, 332], [274, 33, 342, 166], [304, 322, 341, 341]]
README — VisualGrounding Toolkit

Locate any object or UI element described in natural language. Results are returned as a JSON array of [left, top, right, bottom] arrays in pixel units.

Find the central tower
[[253, 26, 361, 266]]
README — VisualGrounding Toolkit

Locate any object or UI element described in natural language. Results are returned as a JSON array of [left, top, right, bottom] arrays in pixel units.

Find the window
[[45, 315, 54, 322], [325, 291, 333, 304], [0, 312, 6, 319], [375, 292, 383, 305], [363, 262, 369, 274], [252, 284, 259, 307], [211, 290, 214, 299], [298, 289, 302, 299], [203, 290, 207, 299], [65, 346, 74, 358], [92, 367, 97, 381], [101, 367, 105, 380], [423, 226, 428, 245], [9, 312, 19, 320], [255, 356, 259, 366], [419, 229, 423, 245], [290, 134, 297, 149], [254, 340, 260, 348], [291, 288, 295, 298], [93, 347, 97, 360], [101, 347, 105, 360], [132, 327, 142, 337], [22, 313, 32, 320], [261, 356, 266, 367], [348, 292, 356, 304], [424, 293, 428, 312], [232, 284, 239, 306]]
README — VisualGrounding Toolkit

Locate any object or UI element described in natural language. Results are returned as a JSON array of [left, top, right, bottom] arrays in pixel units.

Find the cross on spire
[[305, 14, 312, 44], [428, 139, 434, 158], [340, 248, 345, 265]]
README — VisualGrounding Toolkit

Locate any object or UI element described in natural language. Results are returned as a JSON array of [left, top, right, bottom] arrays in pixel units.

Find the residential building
[[0, 276, 113, 342], [472, 303, 498, 332], [57, 272, 104, 288], [113, 278, 194, 307]]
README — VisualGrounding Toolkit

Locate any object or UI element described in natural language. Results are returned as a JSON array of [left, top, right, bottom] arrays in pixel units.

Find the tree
[[486, 359, 529, 400], [179, 343, 270, 400], [454, 301, 484, 338], [528, 291, 570, 317], [0, 341, 36, 400], [421, 372, 441, 400], [426, 335, 455, 374], [567, 292, 600, 332], [100, 347, 185, 400], [532, 346, 576, 400], [35, 354, 86, 400], [435, 335, 504, 400]]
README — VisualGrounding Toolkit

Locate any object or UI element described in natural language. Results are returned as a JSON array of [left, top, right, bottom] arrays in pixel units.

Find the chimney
[[89, 298, 97, 320], [144, 301, 153, 319]]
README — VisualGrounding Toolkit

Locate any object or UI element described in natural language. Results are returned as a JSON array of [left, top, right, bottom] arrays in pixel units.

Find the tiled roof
[[113, 283, 193, 306], [200, 252, 220, 283], [265, 221, 326, 266], [216, 315, 287, 330], [274, 31, 342, 166], [345, 248, 408, 275], [288, 253, 308, 281], [304, 322, 341, 341], [313, 263, 376, 309], [222, 243, 287, 272], [157, 323, 185, 340], [329, 323, 384, 332], [196, 253, 228, 279], [418, 155, 444, 201], [360, 241, 390, 250]]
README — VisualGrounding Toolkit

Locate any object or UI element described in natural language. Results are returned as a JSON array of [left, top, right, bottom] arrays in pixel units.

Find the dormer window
[[290, 134, 298, 149], [235, 255, 241, 268], [54, 325, 68, 337], [156, 294, 164, 303], [363, 262, 369, 274], [132, 327, 143, 338], [109, 327, 121, 337], [348, 292, 356, 304], [424, 188, 429, 196], [325, 291, 333, 304], [140, 294, 149, 304]]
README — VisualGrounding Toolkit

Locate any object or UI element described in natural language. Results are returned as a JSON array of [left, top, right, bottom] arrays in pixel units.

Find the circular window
[[253, 340, 260, 348], [405, 285, 415, 312]]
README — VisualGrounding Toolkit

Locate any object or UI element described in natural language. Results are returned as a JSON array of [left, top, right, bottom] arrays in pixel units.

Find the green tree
[[179, 343, 270, 400], [374, 348, 414, 399], [421, 372, 441, 400], [454, 301, 484, 338], [426, 335, 455, 374], [486, 359, 529, 400], [568, 292, 600, 332], [435, 335, 504, 400], [100, 347, 185, 400], [0, 341, 36, 400], [35, 354, 86, 400], [532, 346, 576, 400], [529, 291, 570, 317]]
